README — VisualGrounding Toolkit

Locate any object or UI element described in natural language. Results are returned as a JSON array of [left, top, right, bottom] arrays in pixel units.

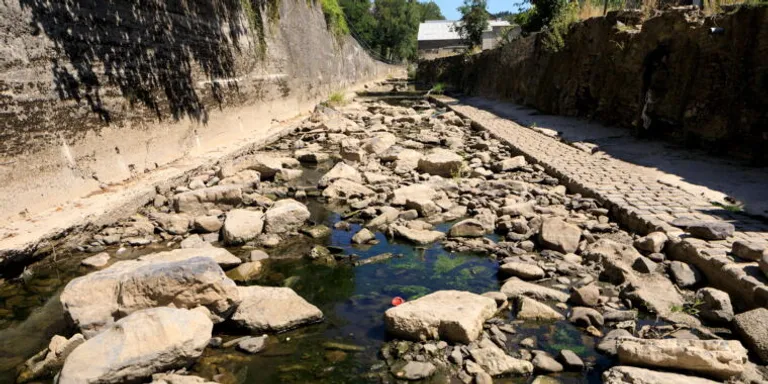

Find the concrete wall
[[0, 0, 394, 222], [418, 7, 768, 164]]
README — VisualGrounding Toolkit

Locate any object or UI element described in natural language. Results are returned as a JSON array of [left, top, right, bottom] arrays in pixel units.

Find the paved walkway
[[434, 95, 768, 309]]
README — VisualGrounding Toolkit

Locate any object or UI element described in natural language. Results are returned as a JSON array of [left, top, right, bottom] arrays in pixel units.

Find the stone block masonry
[[433, 95, 768, 310], [418, 7, 768, 164]]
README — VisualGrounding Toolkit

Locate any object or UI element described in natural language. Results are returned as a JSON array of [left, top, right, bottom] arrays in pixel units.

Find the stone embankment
[[418, 6, 768, 164], [7, 91, 768, 383]]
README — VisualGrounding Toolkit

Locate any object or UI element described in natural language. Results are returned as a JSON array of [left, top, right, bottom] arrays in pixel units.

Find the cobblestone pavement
[[435, 96, 768, 309]]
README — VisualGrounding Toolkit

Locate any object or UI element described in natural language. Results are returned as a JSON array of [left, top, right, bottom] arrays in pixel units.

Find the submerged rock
[[60, 256, 239, 338], [58, 307, 212, 384], [81, 252, 110, 268], [231, 286, 323, 332], [514, 296, 564, 321], [384, 290, 497, 343], [617, 338, 748, 379], [391, 361, 436, 380], [151, 373, 218, 384]]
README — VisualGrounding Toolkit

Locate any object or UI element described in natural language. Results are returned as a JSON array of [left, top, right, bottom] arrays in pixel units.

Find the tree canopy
[[456, 0, 490, 47], [339, 0, 446, 62]]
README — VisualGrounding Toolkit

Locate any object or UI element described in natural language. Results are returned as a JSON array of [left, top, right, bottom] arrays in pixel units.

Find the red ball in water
[[391, 296, 405, 306]]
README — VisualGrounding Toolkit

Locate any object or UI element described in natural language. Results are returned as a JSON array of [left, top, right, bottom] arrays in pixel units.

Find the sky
[[424, 0, 519, 20]]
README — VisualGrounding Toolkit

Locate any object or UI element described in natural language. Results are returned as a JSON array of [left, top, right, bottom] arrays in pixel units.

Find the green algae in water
[[383, 285, 430, 300], [433, 253, 467, 275]]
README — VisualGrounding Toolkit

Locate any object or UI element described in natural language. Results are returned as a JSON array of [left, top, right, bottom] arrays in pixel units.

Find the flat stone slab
[[231, 286, 323, 332], [617, 337, 748, 379], [603, 366, 720, 384], [384, 290, 497, 344]]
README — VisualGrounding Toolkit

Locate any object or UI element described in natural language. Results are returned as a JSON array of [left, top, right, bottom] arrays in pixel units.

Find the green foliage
[[418, 1, 446, 21], [321, 0, 350, 38], [339, 0, 378, 43], [327, 91, 347, 106], [541, 1, 578, 52], [429, 82, 445, 95], [456, 0, 490, 47], [371, 0, 422, 62], [670, 298, 705, 316]]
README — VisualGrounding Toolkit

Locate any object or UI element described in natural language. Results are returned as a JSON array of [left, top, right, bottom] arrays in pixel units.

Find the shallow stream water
[[0, 97, 650, 384]]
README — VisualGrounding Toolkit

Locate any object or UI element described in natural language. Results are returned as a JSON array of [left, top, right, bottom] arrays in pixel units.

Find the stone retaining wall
[[0, 0, 395, 222], [432, 95, 768, 310], [418, 7, 768, 164]]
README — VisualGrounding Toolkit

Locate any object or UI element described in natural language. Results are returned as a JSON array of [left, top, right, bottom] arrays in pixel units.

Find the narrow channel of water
[[0, 96, 666, 384]]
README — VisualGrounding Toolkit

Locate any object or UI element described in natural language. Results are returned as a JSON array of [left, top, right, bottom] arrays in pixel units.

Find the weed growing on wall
[[542, 2, 579, 52], [320, 0, 350, 38], [240, 0, 282, 57]]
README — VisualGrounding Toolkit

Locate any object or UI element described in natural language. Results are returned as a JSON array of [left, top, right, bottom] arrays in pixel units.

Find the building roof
[[417, 20, 511, 41]]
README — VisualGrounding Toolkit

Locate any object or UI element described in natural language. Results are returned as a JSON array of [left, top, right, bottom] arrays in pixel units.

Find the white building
[[417, 19, 516, 60]]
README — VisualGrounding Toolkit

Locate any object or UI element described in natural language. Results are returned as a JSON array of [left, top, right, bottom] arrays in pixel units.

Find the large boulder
[[263, 199, 310, 234], [318, 162, 363, 188], [603, 366, 720, 384], [58, 307, 212, 384], [633, 232, 668, 254], [322, 179, 376, 200], [448, 219, 486, 238], [363, 132, 397, 154], [174, 185, 243, 215], [499, 262, 545, 280], [539, 218, 581, 253], [501, 278, 569, 302], [384, 290, 497, 344], [732, 307, 768, 363], [60, 257, 239, 338], [469, 338, 533, 376], [391, 184, 439, 206], [617, 338, 748, 379], [731, 240, 765, 261], [417, 148, 463, 177], [671, 218, 734, 240], [231, 286, 323, 332], [222, 209, 264, 245], [695, 287, 733, 324]]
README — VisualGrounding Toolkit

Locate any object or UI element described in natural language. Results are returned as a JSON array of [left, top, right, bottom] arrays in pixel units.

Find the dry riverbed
[[1, 93, 767, 384]]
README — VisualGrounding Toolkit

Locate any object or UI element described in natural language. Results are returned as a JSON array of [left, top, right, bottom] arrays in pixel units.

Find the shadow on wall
[[19, 0, 266, 124]]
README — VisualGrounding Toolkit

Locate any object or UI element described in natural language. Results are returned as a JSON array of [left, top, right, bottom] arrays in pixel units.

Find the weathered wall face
[[0, 0, 393, 221], [418, 7, 768, 163]]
